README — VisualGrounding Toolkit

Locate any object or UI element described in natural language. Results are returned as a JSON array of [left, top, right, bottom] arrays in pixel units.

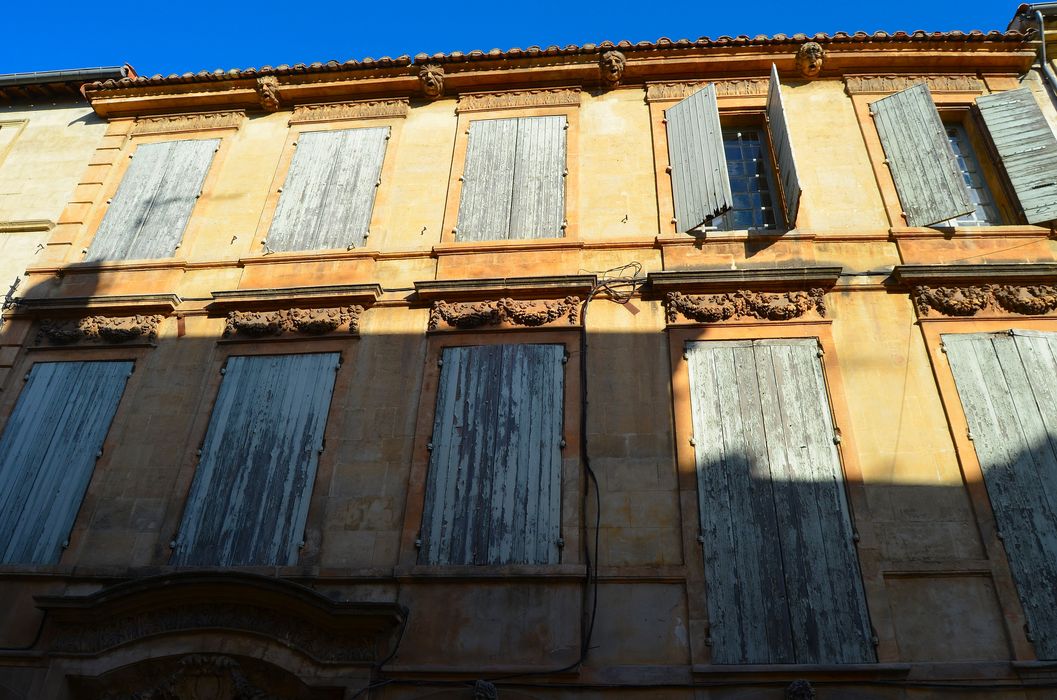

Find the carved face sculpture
[[599, 50, 626, 86], [419, 64, 444, 99], [795, 42, 825, 78]]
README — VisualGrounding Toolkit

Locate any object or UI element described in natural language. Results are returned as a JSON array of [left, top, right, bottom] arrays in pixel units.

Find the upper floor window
[[940, 123, 1002, 227], [455, 116, 567, 242], [711, 128, 780, 231], [87, 138, 219, 262]]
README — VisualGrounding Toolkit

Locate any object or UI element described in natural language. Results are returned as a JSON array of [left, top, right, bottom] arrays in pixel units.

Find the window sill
[[890, 225, 1054, 240], [394, 563, 586, 581], [692, 662, 910, 679], [433, 237, 580, 255]]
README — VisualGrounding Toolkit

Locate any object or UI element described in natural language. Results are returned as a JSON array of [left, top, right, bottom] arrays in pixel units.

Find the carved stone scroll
[[664, 289, 827, 324], [429, 296, 580, 330], [130, 110, 244, 136], [844, 74, 985, 95], [37, 314, 163, 345], [457, 87, 581, 113], [645, 79, 769, 102], [224, 306, 363, 337], [289, 98, 409, 125], [913, 284, 1057, 317]]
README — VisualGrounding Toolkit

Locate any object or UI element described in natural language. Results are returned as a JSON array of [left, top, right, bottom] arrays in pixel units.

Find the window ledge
[[692, 662, 910, 679], [890, 225, 1054, 240], [432, 237, 582, 256], [395, 564, 586, 581]]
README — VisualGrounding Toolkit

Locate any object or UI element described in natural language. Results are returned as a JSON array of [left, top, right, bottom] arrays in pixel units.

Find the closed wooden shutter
[[268, 127, 390, 252], [457, 117, 566, 241], [420, 344, 565, 565], [172, 352, 339, 567], [0, 361, 132, 564], [686, 339, 874, 664], [767, 65, 802, 228], [943, 330, 1057, 658], [666, 83, 732, 232], [87, 139, 219, 261], [976, 88, 1057, 225], [870, 84, 975, 227]]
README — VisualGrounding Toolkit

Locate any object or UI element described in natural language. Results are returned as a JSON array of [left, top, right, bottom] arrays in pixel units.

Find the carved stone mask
[[599, 50, 626, 86], [418, 64, 444, 99], [795, 42, 825, 78]]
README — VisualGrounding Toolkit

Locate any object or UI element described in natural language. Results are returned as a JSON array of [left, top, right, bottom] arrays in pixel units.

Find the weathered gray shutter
[[870, 84, 974, 227], [686, 339, 874, 664], [87, 139, 219, 261], [0, 361, 132, 564], [766, 64, 802, 228], [420, 344, 564, 566], [172, 352, 339, 566], [457, 118, 518, 241], [268, 127, 390, 251], [976, 88, 1057, 224], [943, 330, 1057, 658], [666, 83, 732, 232], [509, 116, 566, 239]]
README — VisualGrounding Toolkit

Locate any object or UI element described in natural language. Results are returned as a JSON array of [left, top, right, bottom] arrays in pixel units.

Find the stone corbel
[[36, 314, 164, 345], [429, 296, 580, 331], [224, 305, 364, 338]]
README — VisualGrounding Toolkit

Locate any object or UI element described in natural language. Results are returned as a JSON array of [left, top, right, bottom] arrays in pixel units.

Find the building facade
[[1, 16, 1057, 699]]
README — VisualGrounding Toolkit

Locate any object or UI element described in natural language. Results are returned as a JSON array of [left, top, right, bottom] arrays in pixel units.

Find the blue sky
[[2, 1, 1020, 77]]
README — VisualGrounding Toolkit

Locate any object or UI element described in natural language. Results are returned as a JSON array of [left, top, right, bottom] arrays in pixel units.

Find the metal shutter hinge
[[833, 434, 842, 445], [414, 534, 422, 548], [696, 534, 704, 544], [689, 438, 696, 446], [967, 429, 973, 441], [169, 539, 177, 549], [61, 540, 69, 549], [559, 438, 566, 448], [852, 531, 860, 543], [557, 537, 565, 548], [426, 441, 434, 452]]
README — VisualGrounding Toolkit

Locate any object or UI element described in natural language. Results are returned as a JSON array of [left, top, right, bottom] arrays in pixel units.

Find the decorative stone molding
[[664, 289, 827, 324], [844, 74, 985, 95], [224, 305, 363, 337], [429, 296, 580, 330], [289, 98, 409, 124], [786, 679, 817, 700], [95, 655, 271, 700], [599, 50, 626, 87], [912, 284, 1057, 317], [457, 87, 581, 113], [795, 42, 825, 78], [645, 79, 769, 102], [37, 314, 163, 345], [419, 63, 445, 99], [130, 110, 244, 136], [257, 76, 281, 112]]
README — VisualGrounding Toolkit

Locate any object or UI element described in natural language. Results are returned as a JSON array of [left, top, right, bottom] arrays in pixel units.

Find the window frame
[[398, 329, 584, 577]]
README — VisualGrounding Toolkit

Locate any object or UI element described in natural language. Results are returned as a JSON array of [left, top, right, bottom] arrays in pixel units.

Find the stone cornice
[[209, 284, 383, 311], [890, 263, 1057, 285], [414, 274, 596, 302], [6, 293, 181, 317]]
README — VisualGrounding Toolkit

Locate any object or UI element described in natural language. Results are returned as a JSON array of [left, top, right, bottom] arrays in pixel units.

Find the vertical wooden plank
[[268, 129, 344, 252], [456, 119, 518, 241], [665, 84, 733, 232], [508, 116, 566, 239], [0, 361, 132, 564], [314, 126, 390, 250], [871, 84, 975, 226], [766, 64, 802, 228], [172, 353, 339, 566], [976, 88, 1057, 224]]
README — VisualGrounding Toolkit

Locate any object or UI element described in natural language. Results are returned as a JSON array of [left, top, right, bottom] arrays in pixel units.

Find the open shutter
[[871, 84, 974, 227], [269, 127, 390, 252], [509, 116, 566, 239], [766, 65, 802, 228], [172, 353, 339, 567], [0, 361, 132, 564], [457, 118, 518, 241], [686, 339, 874, 664], [87, 139, 218, 261], [976, 88, 1057, 224], [944, 331, 1057, 658], [666, 83, 732, 232], [420, 344, 564, 566]]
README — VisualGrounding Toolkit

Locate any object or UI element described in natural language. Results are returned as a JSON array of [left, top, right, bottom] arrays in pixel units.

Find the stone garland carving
[[429, 296, 580, 331], [795, 41, 825, 78], [289, 98, 409, 124], [130, 110, 244, 136], [664, 289, 827, 324], [457, 87, 581, 112], [224, 306, 363, 337], [599, 50, 626, 88], [645, 79, 769, 102], [37, 315, 163, 345], [98, 655, 273, 700], [844, 74, 985, 95], [913, 284, 1057, 317], [419, 63, 445, 99], [49, 604, 374, 663], [257, 76, 281, 112]]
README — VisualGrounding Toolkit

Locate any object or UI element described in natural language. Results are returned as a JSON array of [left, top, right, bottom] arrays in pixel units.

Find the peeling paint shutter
[[509, 115, 566, 239], [943, 330, 1057, 659], [0, 361, 132, 564], [420, 344, 564, 565], [767, 65, 802, 228], [269, 127, 390, 251], [87, 139, 219, 261], [870, 84, 974, 227], [686, 339, 874, 664], [172, 352, 339, 567], [666, 83, 732, 232], [457, 118, 518, 241], [976, 88, 1057, 224]]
